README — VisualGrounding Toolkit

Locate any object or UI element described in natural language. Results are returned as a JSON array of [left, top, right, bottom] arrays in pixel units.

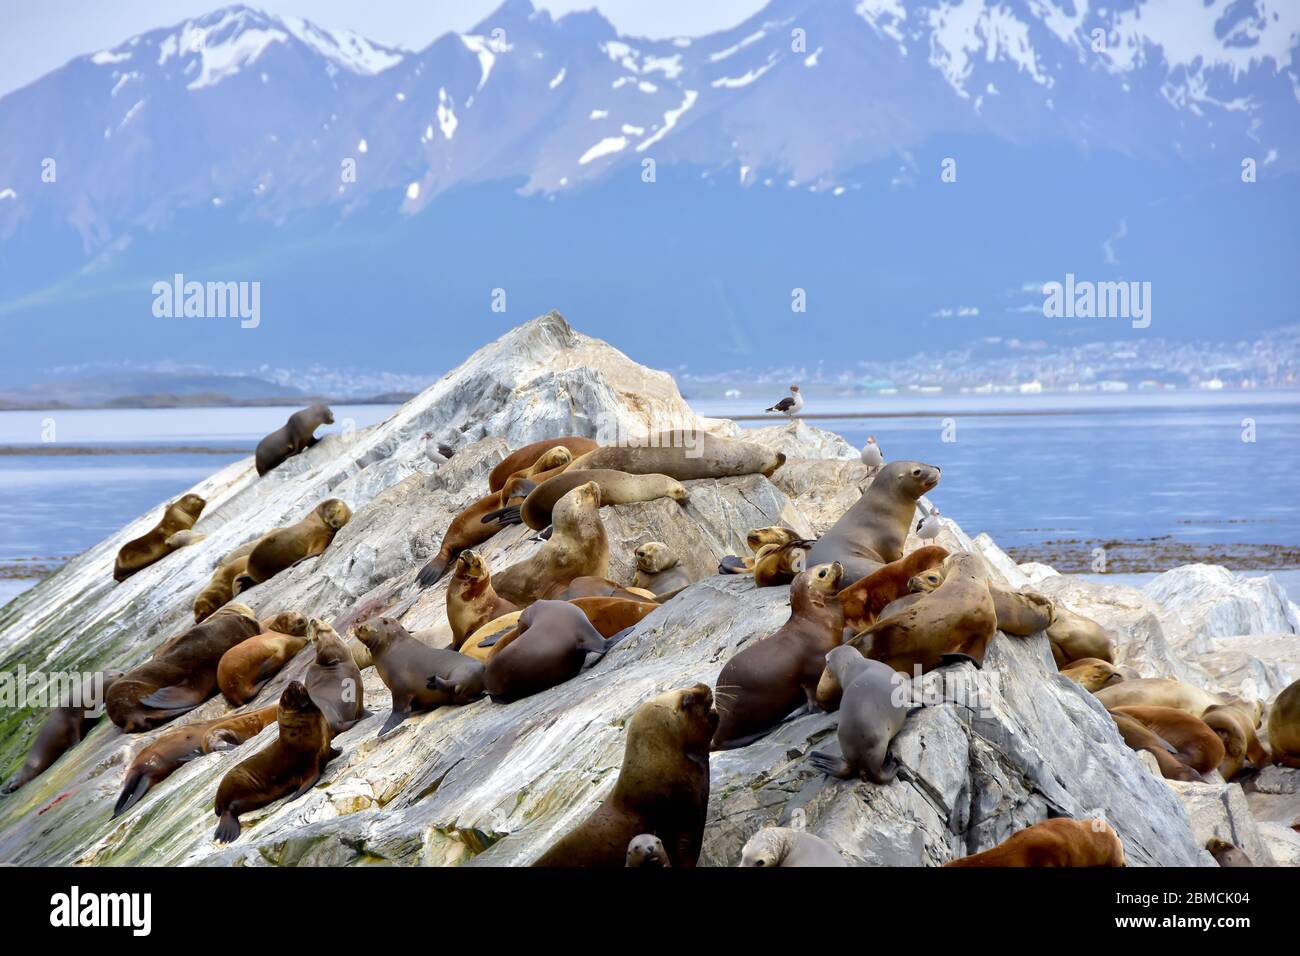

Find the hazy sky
[[0, 1, 768, 97]]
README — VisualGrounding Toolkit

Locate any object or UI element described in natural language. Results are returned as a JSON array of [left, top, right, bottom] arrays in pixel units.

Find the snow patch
[[437, 88, 458, 139], [708, 29, 766, 63], [589, 109, 609, 119], [0, 188, 16, 200], [637, 89, 698, 151], [804, 46, 823, 67], [406, 182, 420, 200], [358, 138, 368, 154], [549, 67, 566, 89], [578, 136, 629, 165], [91, 50, 132, 66]]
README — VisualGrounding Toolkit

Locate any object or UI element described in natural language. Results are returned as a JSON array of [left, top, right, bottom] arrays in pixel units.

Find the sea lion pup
[[809, 646, 910, 784], [2, 671, 122, 795], [482, 600, 614, 704], [565, 431, 786, 482], [491, 470, 689, 531], [446, 550, 520, 649], [254, 403, 334, 476], [806, 460, 941, 583], [491, 482, 609, 607], [244, 498, 352, 585], [631, 542, 692, 596], [217, 611, 310, 706], [739, 827, 848, 867], [487, 437, 599, 493], [1060, 658, 1128, 692], [304, 619, 366, 735], [626, 834, 670, 867], [1202, 699, 1268, 780], [719, 527, 808, 575], [711, 563, 846, 750], [1206, 839, 1254, 867], [1046, 605, 1114, 666], [943, 817, 1125, 867], [113, 705, 277, 817], [113, 494, 206, 581], [534, 684, 717, 867], [847, 552, 996, 678], [1108, 705, 1225, 780], [353, 617, 484, 735], [213, 681, 339, 843], [752, 539, 812, 587], [108, 605, 261, 732], [1095, 677, 1225, 716], [836, 545, 949, 633], [1268, 678, 1300, 768]]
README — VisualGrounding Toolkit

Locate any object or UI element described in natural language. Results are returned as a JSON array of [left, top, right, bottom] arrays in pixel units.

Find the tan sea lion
[[354, 618, 485, 736], [534, 684, 716, 867], [108, 605, 261, 732], [541, 576, 647, 601], [461, 613, 523, 663], [1268, 678, 1300, 768], [304, 619, 366, 735], [809, 645, 911, 784], [719, 527, 808, 575], [1207, 839, 1254, 867], [752, 539, 812, 588], [1046, 606, 1114, 666], [626, 834, 670, 867], [806, 460, 941, 583], [213, 681, 338, 842], [113, 705, 278, 817], [217, 612, 310, 706], [631, 542, 693, 596], [1202, 699, 1268, 780], [836, 545, 949, 633], [568, 596, 660, 637], [113, 494, 206, 582], [1108, 705, 1224, 781], [711, 562, 845, 750], [1060, 658, 1129, 692], [482, 600, 614, 704], [446, 550, 520, 649], [255, 403, 334, 476], [491, 482, 609, 606], [244, 498, 352, 585], [1095, 678, 1225, 716], [492, 470, 688, 531], [944, 818, 1125, 867], [165, 529, 207, 549], [739, 827, 848, 867], [488, 437, 599, 493], [989, 587, 1056, 636], [192, 536, 268, 622], [2, 671, 123, 795], [564, 432, 785, 482]]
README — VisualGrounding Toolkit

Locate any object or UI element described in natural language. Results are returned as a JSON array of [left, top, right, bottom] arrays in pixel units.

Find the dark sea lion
[[1268, 678, 1300, 768], [113, 494, 206, 582], [244, 498, 352, 585], [495, 469, 688, 530], [482, 600, 613, 704], [806, 460, 941, 583], [944, 818, 1126, 867], [213, 681, 338, 842], [809, 645, 911, 784], [711, 562, 845, 750], [108, 605, 261, 732], [446, 550, 520, 649], [113, 705, 278, 817], [1109, 705, 1225, 780], [1060, 657, 1128, 692], [626, 834, 670, 867], [534, 684, 716, 867], [631, 541, 692, 596], [2, 671, 122, 795], [488, 437, 599, 493], [1207, 838, 1254, 867], [353, 618, 485, 735], [836, 545, 949, 632], [1202, 699, 1268, 780], [255, 403, 334, 476], [564, 432, 785, 482], [739, 827, 848, 867], [304, 619, 366, 735], [491, 481, 609, 607], [217, 611, 309, 706], [1046, 606, 1114, 666]]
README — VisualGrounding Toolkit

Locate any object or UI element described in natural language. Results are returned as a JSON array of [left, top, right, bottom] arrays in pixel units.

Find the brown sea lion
[[836, 545, 950, 633], [806, 460, 941, 583], [1268, 678, 1300, 768], [113, 705, 278, 817], [631, 542, 693, 596], [1095, 678, 1225, 716], [711, 563, 845, 750], [1202, 699, 1268, 780], [193, 536, 268, 622], [491, 482, 609, 606], [493, 470, 688, 531], [739, 827, 848, 867], [626, 834, 670, 867], [1046, 606, 1114, 666], [564, 432, 785, 482], [534, 684, 717, 867], [1207, 839, 1254, 867], [1060, 658, 1129, 692], [113, 494, 206, 582], [446, 550, 520, 649], [108, 605, 261, 732], [488, 437, 599, 493], [1108, 705, 1225, 780], [353, 617, 485, 735], [255, 403, 334, 476], [990, 587, 1056, 636], [2, 671, 123, 795], [541, 575, 646, 601], [809, 645, 911, 784], [304, 619, 366, 735], [944, 818, 1125, 867], [752, 540, 812, 588], [568, 596, 660, 637], [719, 527, 809, 575], [482, 600, 613, 704], [213, 681, 338, 842], [217, 612, 310, 706], [244, 498, 352, 585]]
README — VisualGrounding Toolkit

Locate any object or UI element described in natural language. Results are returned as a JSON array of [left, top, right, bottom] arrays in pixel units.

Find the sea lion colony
[[3, 408, 1296, 868]]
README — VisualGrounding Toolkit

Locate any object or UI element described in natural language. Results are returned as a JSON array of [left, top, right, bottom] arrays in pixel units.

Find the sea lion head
[[354, 616, 405, 654], [941, 552, 985, 582], [882, 460, 941, 498], [631, 684, 717, 756], [263, 610, 309, 636], [1022, 590, 1057, 626], [1202, 705, 1249, 777], [761, 451, 787, 478], [809, 561, 845, 594], [216, 603, 257, 623], [907, 568, 944, 593], [555, 481, 602, 527], [317, 498, 353, 530], [533, 446, 573, 473], [1062, 658, 1126, 692], [746, 526, 799, 550], [308, 618, 350, 664], [453, 549, 490, 585], [739, 827, 791, 867], [194, 594, 220, 623], [663, 477, 689, 504], [175, 494, 207, 519], [309, 403, 335, 425], [626, 834, 669, 868], [634, 541, 678, 574], [277, 680, 325, 743], [824, 645, 869, 689]]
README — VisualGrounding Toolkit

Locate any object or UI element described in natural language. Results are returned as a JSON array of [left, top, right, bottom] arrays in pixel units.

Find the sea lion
[[113, 494, 206, 581], [564, 432, 785, 482], [354, 618, 485, 735], [488, 437, 599, 493], [846, 552, 996, 679], [719, 527, 808, 575], [1095, 678, 1225, 716], [836, 545, 949, 633], [738, 827, 848, 867], [108, 605, 261, 732], [631, 542, 692, 596], [213, 681, 338, 842], [1060, 657, 1128, 692], [809, 645, 911, 783], [1207, 839, 1254, 867], [113, 705, 278, 817], [491, 482, 609, 607], [217, 612, 310, 706], [1202, 699, 1268, 780], [806, 460, 941, 583], [446, 550, 519, 649], [626, 834, 670, 867], [193, 536, 268, 622], [255, 403, 334, 476], [542, 576, 646, 601], [304, 618, 366, 735], [482, 600, 613, 704], [711, 562, 845, 750], [2, 671, 122, 795], [568, 596, 660, 637], [493, 470, 688, 531], [244, 498, 352, 585], [752, 540, 812, 588], [1046, 606, 1114, 666], [944, 817, 1125, 867], [534, 684, 716, 867], [989, 587, 1056, 636], [461, 613, 523, 663], [1108, 705, 1225, 781], [1268, 678, 1300, 768]]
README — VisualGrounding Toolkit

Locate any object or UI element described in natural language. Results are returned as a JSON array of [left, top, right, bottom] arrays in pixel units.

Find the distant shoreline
[[0, 394, 415, 412], [0, 445, 250, 456]]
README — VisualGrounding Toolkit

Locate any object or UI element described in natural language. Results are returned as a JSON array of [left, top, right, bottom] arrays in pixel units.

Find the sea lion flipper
[[204, 729, 242, 753], [138, 683, 207, 714], [113, 771, 153, 817], [417, 556, 448, 588], [476, 631, 505, 649], [809, 750, 854, 780], [378, 708, 408, 737], [214, 811, 241, 843], [480, 506, 522, 526]]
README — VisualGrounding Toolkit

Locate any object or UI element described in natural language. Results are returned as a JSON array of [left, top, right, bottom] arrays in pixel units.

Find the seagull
[[422, 433, 455, 466], [916, 508, 941, 540], [765, 385, 803, 417], [860, 436, 884, 470]]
